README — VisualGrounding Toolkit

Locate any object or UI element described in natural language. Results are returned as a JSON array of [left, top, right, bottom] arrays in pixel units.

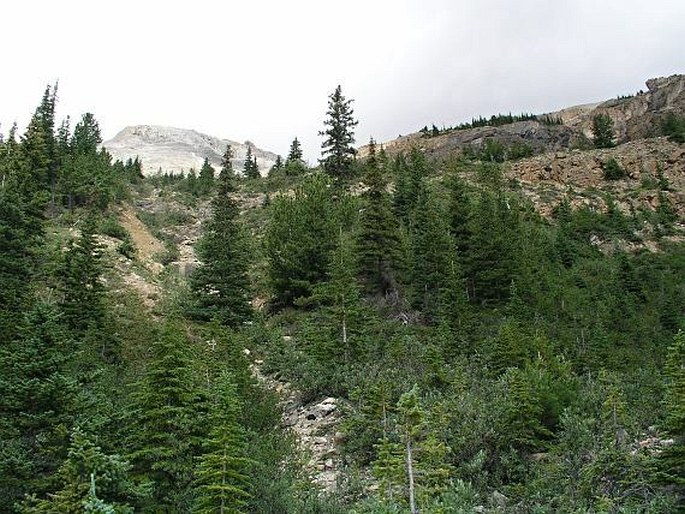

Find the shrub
[[602, 158, 625, 180]]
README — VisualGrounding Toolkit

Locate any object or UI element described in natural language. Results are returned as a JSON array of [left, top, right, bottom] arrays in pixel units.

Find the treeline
[[420, 112, 563, 138]]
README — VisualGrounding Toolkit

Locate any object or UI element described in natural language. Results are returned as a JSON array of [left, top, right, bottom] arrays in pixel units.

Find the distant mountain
[[102, 125, 279, 176]]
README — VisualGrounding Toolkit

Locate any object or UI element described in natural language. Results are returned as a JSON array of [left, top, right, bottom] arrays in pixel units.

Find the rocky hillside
[[367, 74, 685, 159], [102, 125, 278, 176]]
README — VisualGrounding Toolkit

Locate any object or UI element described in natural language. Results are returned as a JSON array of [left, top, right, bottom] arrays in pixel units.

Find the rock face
[[102, 125, 278, 177], [554, 74, 685, 143], [366, 74, 685, 160]]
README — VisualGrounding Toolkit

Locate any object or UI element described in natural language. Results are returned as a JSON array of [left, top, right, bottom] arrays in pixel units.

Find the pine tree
[[592, 113, 616, 149], [128, 320, 203, 512], [190, 166, 252, 326], [308, 230, 367, 364], [219, 145, 235, 182], [393, 148, 426, 226], [0, 175, 43, 342], [19, 428, 135, 512], [268, 155, 283, 177], [198, 157, 216, 195], [409, 181, 454, 322], [661, 331, 685, 494], [19, 84, 58, 207], [194, 372, 253, 514], [243, 146, 259, 179], [319, 85, 358, 179], [60, 213, 106, 334], [0, 301, 79, 508], [357, 138, 404, 297], [265, 173, 337, 307], [284, 137, 305, 176]]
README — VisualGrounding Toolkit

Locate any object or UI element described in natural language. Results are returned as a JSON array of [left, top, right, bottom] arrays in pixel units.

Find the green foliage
[[265, 173, 337, 307], [320, 85, 358, 179], [0, 302, 79, 509], [19, 428, 136, 513], [194, 372, 253, 513], [408, 181, 454, 322], [197, 157, 216, 195], [189, 169, 252, 326], [59, 213, 106, 334], [592, 113, 616, 148], [127, 320, 204, 511], [661, 331, 685, 494], [602, 157, 625, 180], [357, 139, 404, 297], [243, 146, 260, 180], [284, 137, 307, 176], [661, 112, 685, 143]]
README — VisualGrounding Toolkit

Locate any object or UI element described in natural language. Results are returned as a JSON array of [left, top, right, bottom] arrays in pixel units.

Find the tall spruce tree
[[592, 113, 616, 149], [243, 146, 259, 179], [190, 163, 252, 326], [60, 213, 106, 334], [198, 157, 216, 195], [409, 181, 454, 322], [285, 137, 305, 176], [357, 138, 403, 297], [127, 320, 203, 512], [319, 85, 358, 179], [20, 84, 58, 207], [219, 145, 235, 182], [0, 301, 79, 509], [265, 173, 337, 307], [194, 372, 253, 514]]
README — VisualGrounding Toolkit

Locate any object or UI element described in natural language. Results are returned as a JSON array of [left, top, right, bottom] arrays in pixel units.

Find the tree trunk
[[406, 433, 418, 514]]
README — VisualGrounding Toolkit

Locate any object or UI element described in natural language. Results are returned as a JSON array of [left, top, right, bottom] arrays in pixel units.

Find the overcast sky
[[2, 0, 684, 163]]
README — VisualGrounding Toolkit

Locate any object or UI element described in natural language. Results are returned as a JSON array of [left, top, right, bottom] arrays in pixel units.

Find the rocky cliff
[[367, 74, 685, 159], [102, 125, 278, 177]]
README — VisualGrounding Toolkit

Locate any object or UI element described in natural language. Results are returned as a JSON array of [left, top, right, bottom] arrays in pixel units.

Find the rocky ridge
[[102, 125, 278, 177], [365, 74, 685, 160]]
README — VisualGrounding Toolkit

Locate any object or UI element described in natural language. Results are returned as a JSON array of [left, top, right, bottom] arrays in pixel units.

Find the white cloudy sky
[[1, 0, 684, 162]]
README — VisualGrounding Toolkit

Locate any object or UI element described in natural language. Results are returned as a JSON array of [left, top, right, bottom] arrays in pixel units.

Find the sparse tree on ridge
[[592, 113, 616, 149], [243, 145, 259, 179], [320, 85, 358, 179]]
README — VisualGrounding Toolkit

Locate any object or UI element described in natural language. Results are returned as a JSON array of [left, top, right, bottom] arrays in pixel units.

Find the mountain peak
[[102, 125, 278, 176]]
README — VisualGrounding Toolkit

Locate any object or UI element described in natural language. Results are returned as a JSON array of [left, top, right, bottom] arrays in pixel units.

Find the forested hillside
[[1, 83, 684, 513]]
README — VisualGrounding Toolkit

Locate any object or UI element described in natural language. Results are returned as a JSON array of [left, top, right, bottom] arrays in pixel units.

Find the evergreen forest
[[1, 84, 684, 513]]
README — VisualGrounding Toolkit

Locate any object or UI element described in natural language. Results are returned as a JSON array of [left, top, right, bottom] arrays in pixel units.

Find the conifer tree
[[357, 138, 404, 297], [194, 372, 253, 514], [592, 113, 616, 149], [0, 175, 43, 342], [268, 155, 283, 177], [20, 428, 135, 512], [393, 148, 426, 225], [60, 213, 106, 334], [308, 230, 367, 364], [409, 181, 454, 322], [243, 146, 259, 179], [0, 301, 78, 508], [128, 320, 203, 511], [661, 331, 685, 495], [198, 157, 216, 195], [190, 164, 252, 326], [20, 84, 58, 206], [219, 145, 235, 182], [265, 173, 337, 307], [320, 85, 358, 179], [285, 137, 305, 175]]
